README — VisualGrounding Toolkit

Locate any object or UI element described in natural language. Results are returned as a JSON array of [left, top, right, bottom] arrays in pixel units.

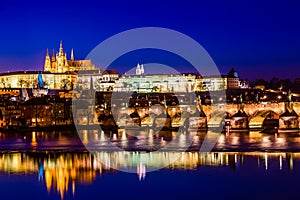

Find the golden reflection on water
[[0, 151, 299, 199], [31, 132, 37, 147]]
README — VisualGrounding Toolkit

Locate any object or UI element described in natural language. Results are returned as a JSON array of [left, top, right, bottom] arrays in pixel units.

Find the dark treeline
[[250, 78, 300, 92]]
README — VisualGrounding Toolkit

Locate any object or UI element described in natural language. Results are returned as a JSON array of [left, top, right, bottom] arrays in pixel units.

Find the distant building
[[0, 71, 75, 90], [227, 68, 240, 89], [239, 80, 249, 89], [200, 75, 227, 91], [20, 97, 53, 127], [115, 64, 247, 92], [19, 96, 73, 127], [102, 70, 119, 82], [115, 64, 199, 93]]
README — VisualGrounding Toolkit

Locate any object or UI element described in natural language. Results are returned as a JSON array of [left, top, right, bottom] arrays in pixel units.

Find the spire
[[140, 64, 144, 74], [136, 63, 141, 75], [51, 49, 56, 61], [71, 48, 74, 61], [59, 40, 64, 56], [44, 48, 51, 71], [45, 48, 49, 57]]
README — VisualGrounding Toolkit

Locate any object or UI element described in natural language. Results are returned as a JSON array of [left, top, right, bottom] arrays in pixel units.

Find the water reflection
[[77, 129, 300, 152], [1, 129, 300, 152], [0, 151, 299, 199]]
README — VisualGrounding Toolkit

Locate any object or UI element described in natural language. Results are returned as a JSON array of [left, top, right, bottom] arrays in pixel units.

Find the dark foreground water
[[0, 130, 300, 200]]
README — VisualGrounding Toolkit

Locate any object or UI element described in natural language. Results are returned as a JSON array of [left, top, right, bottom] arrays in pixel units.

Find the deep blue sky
[[0, 0, 299, 80]]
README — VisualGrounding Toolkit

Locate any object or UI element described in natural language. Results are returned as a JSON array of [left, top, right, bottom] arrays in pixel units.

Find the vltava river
[[0, 130, 300, 200]]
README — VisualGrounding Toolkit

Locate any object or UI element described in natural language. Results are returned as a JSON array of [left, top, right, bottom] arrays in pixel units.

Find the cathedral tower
[[43, 41, 95, 73], [71, 48, 74, 61], [56, 41, 68, 73], [44, 49, 51, 72]]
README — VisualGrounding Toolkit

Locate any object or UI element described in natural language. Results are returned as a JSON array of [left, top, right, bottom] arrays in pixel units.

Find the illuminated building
[[0, 71, 76, 90], [227, 68, 240, 89], [200, 75, 227, 91], [0, 45, 248, 93], [44, 41, 96, 73], [94, 70, 119, 91], [18, 96, 73, 128], [0, 41, 105, 91], [115, 64, 199, 93], [20, 97, 53, 127], [114, 64, 245, 93]]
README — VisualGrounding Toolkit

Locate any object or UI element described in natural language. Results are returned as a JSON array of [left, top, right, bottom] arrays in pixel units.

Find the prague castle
[[44, 41, 95, 73], [0, 41, 248, 95], [0, 41, 104, 92]]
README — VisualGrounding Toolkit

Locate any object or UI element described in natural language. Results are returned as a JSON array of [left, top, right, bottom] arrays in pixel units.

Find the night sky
[[0, 0, 299, 80]]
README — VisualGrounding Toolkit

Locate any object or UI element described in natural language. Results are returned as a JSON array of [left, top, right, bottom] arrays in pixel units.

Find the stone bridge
[[107, 102, 300, 129], [202, 102, 300, 128]]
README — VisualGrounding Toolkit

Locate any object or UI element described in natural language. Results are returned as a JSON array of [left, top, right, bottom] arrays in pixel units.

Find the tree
[[254, 79, 269, 89], [152, 86, 160, 92], [293, 78, 300, 92], [18, 79, 28, 88], [60, 79, 72, 90], [107, 86, 113, 92], [279, 79, 292, 91], [32, 79, 38, 88], [269, 77, 280, 90], [0, 78, 6, 88], [43, 81, 48, 88]]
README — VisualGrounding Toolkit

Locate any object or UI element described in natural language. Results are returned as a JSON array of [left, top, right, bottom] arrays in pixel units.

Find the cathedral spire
[[44, 49, 51, 71], [59, 40, 64, 56], [140, 64, 144, 74], [136, 63, 141, 75], [51, 49, 56, 61], [46, 48, 49, 57], [71, 48, 74, 61]]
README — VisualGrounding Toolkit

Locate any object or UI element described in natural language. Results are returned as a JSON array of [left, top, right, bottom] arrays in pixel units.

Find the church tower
[[44, 49, 51, 72], [140, 64, 144, 74], [51, 49, 56, 62], [71, 48, 74, 61], [136, 63, 141, 75], [56, 41, 68, 73], [51, 49, 57, 72]]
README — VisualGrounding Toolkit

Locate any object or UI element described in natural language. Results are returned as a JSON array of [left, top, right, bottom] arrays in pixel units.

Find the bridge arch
[[249, 110, 279, 129]]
